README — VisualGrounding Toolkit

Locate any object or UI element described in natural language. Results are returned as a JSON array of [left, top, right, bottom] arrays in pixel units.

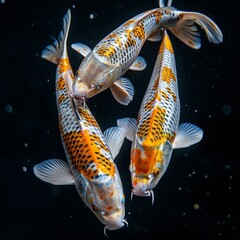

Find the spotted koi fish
[[117, 29, 204, 204], [33, 10, 127, 233], [71, 0, 222, 105]]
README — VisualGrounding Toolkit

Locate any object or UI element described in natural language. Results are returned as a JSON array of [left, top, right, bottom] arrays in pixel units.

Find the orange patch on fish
[[97, 46, 116, 60], [160, 90, 169, 100], [77, 108, 100, 128], [164, 34, 174, 53], [138, 107, 166, 144], [162, 66, 176, 84], [58, 58, 71, 74], [57, 76, 65, 91], [131, 147, 164, 175], [133, 23, 145, 39], [123, 19, 136, 27], [154, 11, 162, 24], [61, 129, 114, 179], [57, 94, 66, 105], [166, 86, 177, 102]]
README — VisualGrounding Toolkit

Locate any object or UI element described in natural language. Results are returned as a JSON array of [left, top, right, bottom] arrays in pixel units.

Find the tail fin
[[41, 9, 71, 64], [170, 11, 223, 49], [159, 0, 172, 7]]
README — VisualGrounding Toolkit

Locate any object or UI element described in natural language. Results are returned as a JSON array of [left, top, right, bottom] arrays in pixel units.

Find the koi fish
[[71, 0, 222, 105], [33, 10, 128, 234], [117, 28, 203, 204]]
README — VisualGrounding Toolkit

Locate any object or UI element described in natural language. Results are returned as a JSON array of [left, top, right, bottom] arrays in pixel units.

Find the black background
[[0, 0, 239, 239]]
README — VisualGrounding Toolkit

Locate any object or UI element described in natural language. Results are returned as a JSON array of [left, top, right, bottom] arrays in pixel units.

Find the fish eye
[[97, 83, 103, 90]]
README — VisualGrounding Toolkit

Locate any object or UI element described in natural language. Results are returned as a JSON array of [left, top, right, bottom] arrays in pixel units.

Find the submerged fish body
[[34, 10, 127, 232], [71, 3, 222, 105], [117, 30, 204, 203]]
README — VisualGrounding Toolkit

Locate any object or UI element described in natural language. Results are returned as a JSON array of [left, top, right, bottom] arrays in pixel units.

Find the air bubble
[[89, 12, 98, 19], [193, 204, 199, 210], [5, 104, 13, 113], [222, 104, 231, 114]]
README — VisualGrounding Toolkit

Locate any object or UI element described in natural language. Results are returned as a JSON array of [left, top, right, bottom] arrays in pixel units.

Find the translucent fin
[[173, 123, 203, 149], [159, 0, 172, 7], [71, 43, 92, 57], [104, 127, 126, 160], [170, 11, 223, 49], [129, 56, 147, 71], [117, 118, 137, 142], [110, 77, 134, 105], [41, 9, 71, 64], [33, 159, 74, 185]]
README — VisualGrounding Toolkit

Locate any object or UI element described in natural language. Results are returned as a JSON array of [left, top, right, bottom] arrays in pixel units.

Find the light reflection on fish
[[71, 0, 222, 105], [33, 10, 127, 234]]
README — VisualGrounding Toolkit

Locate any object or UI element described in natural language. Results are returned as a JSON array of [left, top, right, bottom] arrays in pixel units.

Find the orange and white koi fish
[[33, 10, 127, 234], [117, 29, 203, 204], [71, 0, 222, 105]]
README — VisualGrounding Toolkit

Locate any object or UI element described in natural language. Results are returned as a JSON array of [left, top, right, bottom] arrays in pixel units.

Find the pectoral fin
[[173, 123, 203, 149], [110, 77, 134, 105], [33, 159, 74, 185], [104, 127, 126, 160], [129, 56, 147, 71], [71, 43, 92, 57], [117, 118, 137, 142]]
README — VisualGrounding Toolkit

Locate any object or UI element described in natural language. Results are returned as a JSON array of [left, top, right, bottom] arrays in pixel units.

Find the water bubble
[[72, 5, 75, 8], [225, 164, 231, 170], [222, 104, 231, 115], [5, 104, 13, 113], [89, 12, 98, 19], [178, 187, 182, 191], [22, 166, 27, 172], [193, 204, 200, 210], [24, 143, 28, 148]]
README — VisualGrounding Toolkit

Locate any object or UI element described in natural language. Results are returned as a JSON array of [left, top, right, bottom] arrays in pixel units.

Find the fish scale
[[137, 33, 179, 146], [72, 4, 222, 105], [94, 8, 163, 70], [34, 10, 127, 231]]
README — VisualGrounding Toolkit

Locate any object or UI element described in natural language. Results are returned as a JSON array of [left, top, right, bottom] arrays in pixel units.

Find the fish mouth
[[131, 189, 155, 205], [104, 219, 128, 236]]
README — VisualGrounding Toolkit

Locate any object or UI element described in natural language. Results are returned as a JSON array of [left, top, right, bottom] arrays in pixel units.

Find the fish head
[[72, 53, 121, 99], [130, 140, 173, 197], [83, 166, 126, 231]]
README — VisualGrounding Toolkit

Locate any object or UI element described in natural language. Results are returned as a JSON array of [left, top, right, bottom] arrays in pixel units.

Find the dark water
[[0, 0, 239, 239]]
